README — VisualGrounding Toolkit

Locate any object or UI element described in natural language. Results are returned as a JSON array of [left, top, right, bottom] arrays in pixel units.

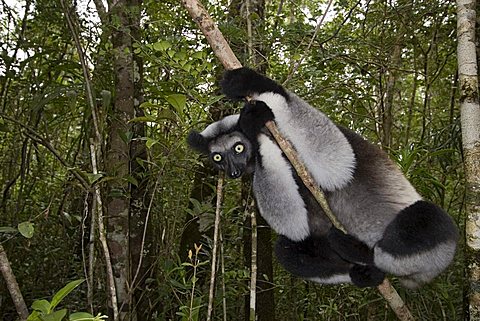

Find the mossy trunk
[[457, 0, 480, 319]]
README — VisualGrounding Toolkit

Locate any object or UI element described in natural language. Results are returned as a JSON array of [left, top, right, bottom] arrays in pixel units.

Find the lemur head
[[187, 115, 254, 179]]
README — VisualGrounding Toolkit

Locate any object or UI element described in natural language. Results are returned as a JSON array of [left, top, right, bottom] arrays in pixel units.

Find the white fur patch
[[374, 241, 456, 284], [309, 274, 352, 285], [200, 114, 239, 139], [254, 134, 310, 241], [253, 92, 356, 191], [253, 92, 290, 123]]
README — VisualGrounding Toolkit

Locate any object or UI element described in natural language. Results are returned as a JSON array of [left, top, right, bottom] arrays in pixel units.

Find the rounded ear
[[187, 130, 210, 155]]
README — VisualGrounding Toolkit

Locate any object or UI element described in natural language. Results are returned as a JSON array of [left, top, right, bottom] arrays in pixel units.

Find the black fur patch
[[274, 235, 351, 279], [378, 200, 459, 256], [220, 67, 289, 101], [349, 264, 385, 288], [187, 131, 210, 155], [328, 227, 374, 265]]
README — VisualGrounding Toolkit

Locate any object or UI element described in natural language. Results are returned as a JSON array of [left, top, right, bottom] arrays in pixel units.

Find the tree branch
[[181, 1, 415, 320], [0, 244, 29, 321], [0, 113, 90, 190], [207, 171, 225, 321]]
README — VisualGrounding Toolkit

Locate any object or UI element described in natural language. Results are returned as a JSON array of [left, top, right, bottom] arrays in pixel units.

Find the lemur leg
[[275, 235, 384, 288], [373, 201, 458, 288], [327, 227, 374, 265]]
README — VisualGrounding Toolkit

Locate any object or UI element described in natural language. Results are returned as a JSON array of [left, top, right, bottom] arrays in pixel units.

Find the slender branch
[[0, 0, 31, 113], [90, 142, 119, 321], [0, 244, 29, 321], [283, 0, 334, 85], [220, 230, 227, 321], [249, 210, 257, 321], [131, 172, 161, 289], [80, 192, 94, 313], [207, 172, 225, 321], [87, 194, 96, 313], [0, 114, 90, 190], [92, 0, 108, 24], [246, 0, 253, 64], [181, 1, 415, 320], [264, 122, 347, 232], [60, 0, 102, 146], [181, 0, 242, 69]]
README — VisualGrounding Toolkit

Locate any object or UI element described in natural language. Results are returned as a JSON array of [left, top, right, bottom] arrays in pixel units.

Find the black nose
[[230, 170, 242, 179]]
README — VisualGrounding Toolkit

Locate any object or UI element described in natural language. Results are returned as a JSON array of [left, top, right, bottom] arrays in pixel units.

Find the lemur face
[[208, 132, 253, 179]]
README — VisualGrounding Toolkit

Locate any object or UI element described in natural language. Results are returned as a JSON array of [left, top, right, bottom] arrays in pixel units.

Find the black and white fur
[[188, 67, 458, 288]]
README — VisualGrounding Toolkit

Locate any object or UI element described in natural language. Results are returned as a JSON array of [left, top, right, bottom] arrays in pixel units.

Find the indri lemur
[[188, 67, 458, 288]]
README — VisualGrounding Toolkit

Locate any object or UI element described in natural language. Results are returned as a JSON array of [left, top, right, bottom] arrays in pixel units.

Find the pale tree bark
[[106, 0, 146, 319], [0, 244, 28, 321], [457, 0, 480, 319]]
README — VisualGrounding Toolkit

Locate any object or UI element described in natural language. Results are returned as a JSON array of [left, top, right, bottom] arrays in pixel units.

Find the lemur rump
[[188, 67, 458, 288]]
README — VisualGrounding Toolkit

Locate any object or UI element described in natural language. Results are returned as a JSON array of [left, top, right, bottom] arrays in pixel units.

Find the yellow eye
[[212, 154, 222, 162], [234, 144, 244, 153]]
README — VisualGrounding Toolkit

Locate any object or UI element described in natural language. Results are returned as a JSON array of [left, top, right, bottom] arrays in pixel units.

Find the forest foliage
[[0, 0, 466, 320]]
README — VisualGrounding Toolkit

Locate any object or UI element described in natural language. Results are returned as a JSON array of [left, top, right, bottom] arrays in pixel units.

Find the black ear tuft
[[187, 131, 210, 155], [220, 67, 288, 100]]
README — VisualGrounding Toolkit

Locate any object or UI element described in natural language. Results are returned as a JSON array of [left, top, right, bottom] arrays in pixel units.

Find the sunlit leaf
[[42, 309, 67, 321], [32, 299, 51, 314], [50, 279, 84, 310], [152, 41, 171, 51], [166, 94, 186, 115], [18, 222, 34, 239], [69, 312, 94, 321]]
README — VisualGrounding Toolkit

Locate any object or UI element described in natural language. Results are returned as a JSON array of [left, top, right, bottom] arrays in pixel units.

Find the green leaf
[[18, 222, 34, 239], [27, 310, 42, 321], [86, 173, 103, 185], [101, 90, 111, 109], [139, 101, 158, 109], [129, 116, 156, 123], [157, 109, 178, 122], [42, 309, 67, 321], [32, 299, 51, 314], [165, 94, 186, 115], [125, 175, 139, 187], [50, 279, 84, 310], [152, 40, 171, 51], [191, 51, 204, 59], [0, 226, 17, 233], [146, 137, 159, 149], [119, 131, 133, 144], [69, 312, 94, 321]]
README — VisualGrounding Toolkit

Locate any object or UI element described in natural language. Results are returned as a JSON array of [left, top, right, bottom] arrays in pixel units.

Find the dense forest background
[[0, 0, 472, 320]]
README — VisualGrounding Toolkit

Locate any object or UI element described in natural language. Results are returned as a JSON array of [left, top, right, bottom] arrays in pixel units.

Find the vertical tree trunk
[[128, 1, 152, 319], [106, 1, 145, 319], [457, 0, 480, 319]]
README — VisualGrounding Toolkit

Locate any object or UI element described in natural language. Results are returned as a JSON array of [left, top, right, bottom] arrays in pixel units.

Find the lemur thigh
[[276, 236, 385, 287], [374, 201, 458, 288]]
